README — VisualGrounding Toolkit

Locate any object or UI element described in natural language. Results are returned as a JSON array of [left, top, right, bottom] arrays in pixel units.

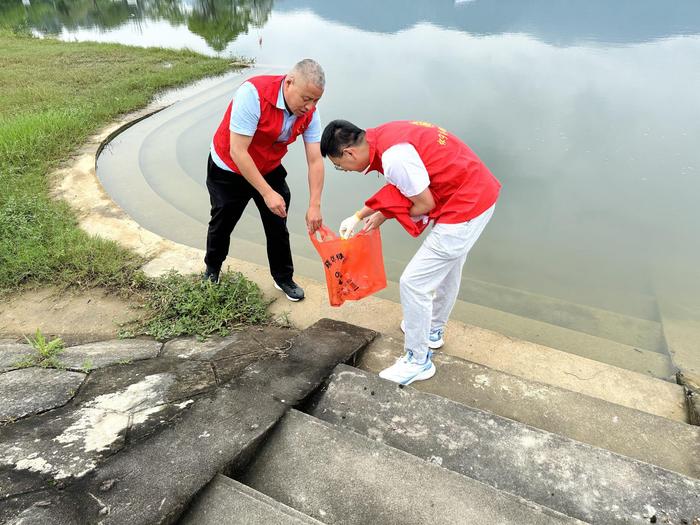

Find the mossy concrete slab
[[73, 357, 216, 406]]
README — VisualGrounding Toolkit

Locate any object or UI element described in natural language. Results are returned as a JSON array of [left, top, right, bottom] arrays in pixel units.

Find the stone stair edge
[[313, 365, 700, 524], [213, 475, 325, 523], [330, 360, 700, 478], [362, 332, 688, 421], [240, 408, 585, 525], [181, 474, 325, 525], [450, 300, 673, 378]]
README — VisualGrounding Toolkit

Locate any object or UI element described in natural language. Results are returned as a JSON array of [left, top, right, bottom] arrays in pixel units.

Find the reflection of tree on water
[[187, 0, 272, 51], [0, 0, 273, 51], [0, 0, 132, 33]]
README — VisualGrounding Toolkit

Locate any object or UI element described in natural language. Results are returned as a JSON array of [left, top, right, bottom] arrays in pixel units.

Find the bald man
[[204, 59, 326, 301]]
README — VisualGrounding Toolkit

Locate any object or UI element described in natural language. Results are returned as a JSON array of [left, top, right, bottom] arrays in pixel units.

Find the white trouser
[[400, 205, 495, 363]]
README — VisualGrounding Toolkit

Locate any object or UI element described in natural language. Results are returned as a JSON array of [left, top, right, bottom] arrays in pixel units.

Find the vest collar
[[276, 77, 291, 114], [258, 75, 287, 112], [364, 128, 382, 174]]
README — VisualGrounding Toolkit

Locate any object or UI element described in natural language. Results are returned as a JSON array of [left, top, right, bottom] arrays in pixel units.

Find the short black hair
[[320, 120, 365, 158]]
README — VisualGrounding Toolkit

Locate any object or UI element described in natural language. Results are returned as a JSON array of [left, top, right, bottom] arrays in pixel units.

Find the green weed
[[120, 271, 271, 341], [16, 329, 65, 368], [80, 358, 94, 373]]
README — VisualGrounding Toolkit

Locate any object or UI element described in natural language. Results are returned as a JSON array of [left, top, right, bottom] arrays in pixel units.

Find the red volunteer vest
[[365, 121, 501, 224], [212, 75, 316, 175]]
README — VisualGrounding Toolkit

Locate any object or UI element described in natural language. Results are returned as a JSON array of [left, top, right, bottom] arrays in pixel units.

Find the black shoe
[[274, 279, 305, 302], [203, 267, 220, 284]]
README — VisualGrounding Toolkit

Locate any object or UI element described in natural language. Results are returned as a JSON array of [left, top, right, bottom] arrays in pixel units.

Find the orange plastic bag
[[310, 225, 387, 307]]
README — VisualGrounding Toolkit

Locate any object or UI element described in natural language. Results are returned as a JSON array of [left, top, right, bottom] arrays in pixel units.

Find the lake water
[[6, 0, 700, 336]]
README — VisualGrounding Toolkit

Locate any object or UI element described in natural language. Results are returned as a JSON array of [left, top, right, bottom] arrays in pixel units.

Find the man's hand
[[305, 205, 322, 234], [263, 191, 287, 218], [304, 141, 324, 233], [361, 211, 387, 233], [339, 213, 362, 239]]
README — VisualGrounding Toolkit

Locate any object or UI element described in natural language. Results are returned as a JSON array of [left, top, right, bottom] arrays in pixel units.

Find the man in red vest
[[320, 120, 501, 385], [205, 59, 326, 301]]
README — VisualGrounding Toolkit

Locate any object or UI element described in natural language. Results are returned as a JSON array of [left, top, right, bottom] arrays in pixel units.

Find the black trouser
[[204, 154, 294, 283]]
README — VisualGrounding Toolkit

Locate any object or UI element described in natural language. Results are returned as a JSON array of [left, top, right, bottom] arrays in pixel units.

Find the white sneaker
[[399, 320, 445, 350], [379, 351, 436, 385]]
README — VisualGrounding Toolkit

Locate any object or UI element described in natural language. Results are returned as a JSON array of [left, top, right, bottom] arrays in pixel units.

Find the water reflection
[[0, 0, 272, 51], [4, 0, 700, 50], [276, 0, 700, 44], [186, 0, 271, 51]]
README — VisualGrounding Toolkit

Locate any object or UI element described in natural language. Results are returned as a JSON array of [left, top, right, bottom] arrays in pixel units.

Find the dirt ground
[[0, 287, 141, 345]]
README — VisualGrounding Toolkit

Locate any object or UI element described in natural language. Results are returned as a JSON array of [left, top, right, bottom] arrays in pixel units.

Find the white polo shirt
[[381, 143, 430, 197]]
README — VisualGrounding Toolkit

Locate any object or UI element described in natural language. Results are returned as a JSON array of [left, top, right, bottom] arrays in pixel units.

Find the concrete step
[[449, 299, 674, 379], [456, 276, 665, 352], [239, 409, 583, 525], [311, 365, 700, 524], [264, 280, 688, 422], [357, 339, 700, 478], [361, 334, 688, 422], [181, 474, 323, 524]]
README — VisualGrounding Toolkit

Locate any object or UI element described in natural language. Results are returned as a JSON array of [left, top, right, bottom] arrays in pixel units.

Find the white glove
[[339, 212, 362, 239], [410, 214, 429, 224]]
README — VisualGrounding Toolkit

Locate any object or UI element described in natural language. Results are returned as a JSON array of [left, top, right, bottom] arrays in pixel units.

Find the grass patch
[[0, 33, 272, 340], [121, 272, 271, 341], [16, 329, 65, 369], [0, 32, 234, 295]]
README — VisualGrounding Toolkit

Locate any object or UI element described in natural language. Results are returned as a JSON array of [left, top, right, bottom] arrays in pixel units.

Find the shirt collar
[[276, 77, 290, 114]]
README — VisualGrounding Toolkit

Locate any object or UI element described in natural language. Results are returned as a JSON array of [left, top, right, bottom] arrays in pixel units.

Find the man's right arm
[[227, 82, 286, 217], [230, 132, 287, 218]]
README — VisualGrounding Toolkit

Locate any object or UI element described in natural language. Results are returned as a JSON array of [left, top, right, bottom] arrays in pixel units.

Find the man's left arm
[[304, 141, 324, 233], [407, 187, 436, 217]]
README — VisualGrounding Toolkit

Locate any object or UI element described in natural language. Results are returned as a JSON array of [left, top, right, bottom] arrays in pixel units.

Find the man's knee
[[399, 270, 420, 296], [209, 202, 239, 227]]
